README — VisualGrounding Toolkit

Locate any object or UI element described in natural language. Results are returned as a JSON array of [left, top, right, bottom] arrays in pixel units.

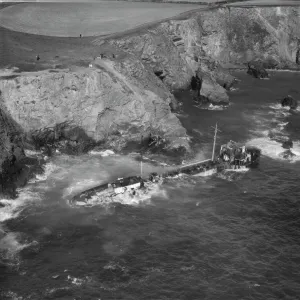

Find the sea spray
[[246, 137, 300, 162], [89, 149, 115, 157], [0, 188, 41, 222]]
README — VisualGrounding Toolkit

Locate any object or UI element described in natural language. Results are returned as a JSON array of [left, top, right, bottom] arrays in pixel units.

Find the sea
[[0, 71, 300, 300]]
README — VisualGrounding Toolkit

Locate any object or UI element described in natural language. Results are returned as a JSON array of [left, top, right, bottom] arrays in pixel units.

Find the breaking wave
[[194, 103, 229, 111], [29, 161, 60, 183], [89, 149, 115, 157], [247, 135, 300, 162], [0, 188, 41, 223], [245, 100, 300, 162], [0, 230, 38, 271]]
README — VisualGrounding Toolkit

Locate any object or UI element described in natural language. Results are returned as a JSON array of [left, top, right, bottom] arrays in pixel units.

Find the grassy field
[[228, 0, 300, 6], [0, 1, 200, 37]]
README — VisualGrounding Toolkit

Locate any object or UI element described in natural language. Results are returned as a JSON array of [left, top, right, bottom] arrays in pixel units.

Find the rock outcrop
[[282, 139, 293, 149], [199, 7, 300, 69], [0, 103, 43, 198], [247, 60, 269, 78], [0, 59, 189, 154], [281, 95, 298, 109]]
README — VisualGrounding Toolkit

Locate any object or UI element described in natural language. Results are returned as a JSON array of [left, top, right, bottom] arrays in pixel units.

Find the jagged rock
[[213, 68, 237, 90], [200, 7, 300, 70], [247, 61, 268, 79], [281, 95, 298, 110], [194, 71, 229, 105], [261, 57, 279, 69], [191, 73, 202, 96], [296, 48, 300, 65], [282, 139, 293, 149], [280, 149, 296, 160], [29, 123, 98, 155]]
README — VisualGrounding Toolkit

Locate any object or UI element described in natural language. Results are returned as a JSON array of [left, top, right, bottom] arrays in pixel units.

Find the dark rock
[[212, 67, 237, 90], [191, 73, 202, 96], [147, 133, 167, 150], [192, 93, 210, 104], [30, 122, 99, 156], [296, 49, 300, 65], [280, 149, 296, 160], [282, 139, 293, 149], [262, 57, 279, 69], [281, 95, 298, 110], [247, 61, 268, 79]]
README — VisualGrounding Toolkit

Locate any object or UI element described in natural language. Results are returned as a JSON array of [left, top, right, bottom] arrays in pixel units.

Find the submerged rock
[[279, 149, 296, 160], [281, 95, 298, 110], [247, 61, 268, 79], [282, 139, 293, 150]]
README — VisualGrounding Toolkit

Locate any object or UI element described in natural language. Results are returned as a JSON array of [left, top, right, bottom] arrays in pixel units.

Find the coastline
[[1, 3, 300, 198]]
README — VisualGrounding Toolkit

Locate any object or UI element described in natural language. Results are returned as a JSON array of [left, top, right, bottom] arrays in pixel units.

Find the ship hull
[[192, 168, 217, 177], [70, 140, 261, 206]]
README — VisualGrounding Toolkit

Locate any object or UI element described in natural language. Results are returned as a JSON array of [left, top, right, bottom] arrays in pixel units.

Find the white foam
[[67, 275, 86, 286], [289, 141, 300, 162], [0, 232, 37, 264], [277, 121, 289, 130], [207, 104, 227, 111], [89, 149, 115, 157], [0, 188, 41, 222], [269, 103, 288, 110], [247, 137, 300, 162], [268, 103, 291, 118], [24, 149, 42, 156], [194, 103, 227, 111], [29, 162, 59, 183], [0, 232, 32, 253], [230, 87, 239, 91], [63, 178, 103, 198]]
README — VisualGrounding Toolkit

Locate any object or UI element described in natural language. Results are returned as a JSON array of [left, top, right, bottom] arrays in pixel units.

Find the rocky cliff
[[200, 6, 300, 68], [1, 6, 300, 194]]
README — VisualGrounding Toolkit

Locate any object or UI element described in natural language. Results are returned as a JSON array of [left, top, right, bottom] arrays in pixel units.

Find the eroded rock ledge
[[1, 6, 300, 197]]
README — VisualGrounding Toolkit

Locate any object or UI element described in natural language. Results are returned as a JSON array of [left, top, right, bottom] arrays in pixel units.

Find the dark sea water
[[1, 71, 300, 300]]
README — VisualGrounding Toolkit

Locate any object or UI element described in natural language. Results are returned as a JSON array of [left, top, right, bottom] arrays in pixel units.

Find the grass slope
[[228, 0, 300, 6], [0, 2, 199, 37]]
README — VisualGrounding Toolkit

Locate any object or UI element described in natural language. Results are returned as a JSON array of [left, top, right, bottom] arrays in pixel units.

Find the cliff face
[[101, 15, 231, 103], [200, 6, 300, 67], [0, 58, 188, 152], [1, 6, 300, 164]]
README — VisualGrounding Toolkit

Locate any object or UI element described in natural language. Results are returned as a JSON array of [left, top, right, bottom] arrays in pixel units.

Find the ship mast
[[211, 123, 221, 161], [140, 135, 143, 178]]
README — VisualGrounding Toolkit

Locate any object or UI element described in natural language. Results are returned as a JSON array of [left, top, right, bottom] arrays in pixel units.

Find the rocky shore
[[1, 5, 300, 197]]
